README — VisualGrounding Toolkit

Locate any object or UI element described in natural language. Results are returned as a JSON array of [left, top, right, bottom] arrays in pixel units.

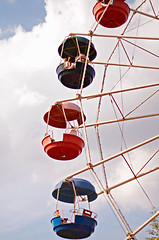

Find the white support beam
[[130, 8, 159, 20], [77, 113, 159, 129], [55, 83, 159, 104], [98, 167, 159, 194], [92, 62, 159, 70], [69, 33, 159, 41], [125, 211, 159, 240], [65, 135, 159, 180]]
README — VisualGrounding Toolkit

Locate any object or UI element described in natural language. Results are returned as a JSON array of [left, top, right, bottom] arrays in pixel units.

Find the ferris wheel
[[42, 1, 159, 239]]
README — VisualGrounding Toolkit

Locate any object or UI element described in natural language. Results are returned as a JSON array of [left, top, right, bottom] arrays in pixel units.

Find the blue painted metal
[[58, 36, 97, 62], [51, 215, 97, 239], [56, 62, 95, 89], [52, 216, 62, 226], [75, 215, 97, 229], [52, 178, 97, 203]]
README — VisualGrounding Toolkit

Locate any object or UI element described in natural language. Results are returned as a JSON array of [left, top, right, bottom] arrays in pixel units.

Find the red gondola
[[42, 133, 85, 160], [43, 102, 86, 129], [93, 0, 130, 28]]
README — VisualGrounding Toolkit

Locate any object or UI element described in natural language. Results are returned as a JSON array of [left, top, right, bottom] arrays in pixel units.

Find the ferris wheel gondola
[[51, 178, 98, 239], [93, 0, 130, 28]]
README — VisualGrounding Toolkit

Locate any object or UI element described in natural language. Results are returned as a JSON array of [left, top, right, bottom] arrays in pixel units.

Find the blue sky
[[0, 0, 45, 39], [0, 1, 158, 240]]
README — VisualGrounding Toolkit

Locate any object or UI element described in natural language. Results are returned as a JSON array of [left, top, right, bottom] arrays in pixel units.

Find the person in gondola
[[75, 54, 87, 63], [64, 56, 74, 69]]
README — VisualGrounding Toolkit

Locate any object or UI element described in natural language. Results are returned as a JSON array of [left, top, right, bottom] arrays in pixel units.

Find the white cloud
[[15, 86, 47, 106], [0, 26, 17, 38]]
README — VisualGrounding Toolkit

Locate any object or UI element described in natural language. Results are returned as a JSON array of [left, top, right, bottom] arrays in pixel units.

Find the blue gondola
[[52, 178, 97, 203], [51, 178, 98, 239], [51, 214, 97, 239], [56, 61, 95, 89], [58, 36, 97, 62]]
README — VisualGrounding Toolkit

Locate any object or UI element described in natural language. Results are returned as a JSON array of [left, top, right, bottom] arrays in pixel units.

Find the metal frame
[[53, 1, 159, 239]]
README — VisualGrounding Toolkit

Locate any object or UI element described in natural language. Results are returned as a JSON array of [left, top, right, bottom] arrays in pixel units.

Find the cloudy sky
[[0, 0, 158, 240]]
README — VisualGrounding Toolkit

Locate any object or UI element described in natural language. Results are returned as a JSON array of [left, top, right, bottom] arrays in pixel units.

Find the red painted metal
[[42, 134, 85, 160], [43, 102, 86, 128], [93, 0, 130, 28]]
